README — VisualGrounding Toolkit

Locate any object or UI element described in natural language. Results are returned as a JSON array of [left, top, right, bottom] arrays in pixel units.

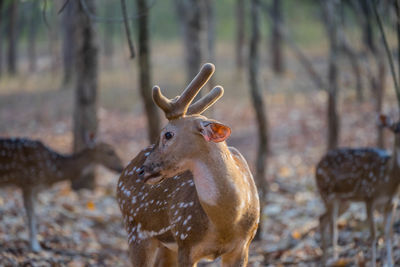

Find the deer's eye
[[164, 132, 174, 140]]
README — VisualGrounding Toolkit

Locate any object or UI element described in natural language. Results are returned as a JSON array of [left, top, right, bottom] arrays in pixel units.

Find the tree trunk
[[373, 49, 386, 148], [103, 1, 115, 58], [0, 0, 4, 76], [136, 0, 161, 144], [322, 0, 340, 151], [28, 1, 39, 72], [175, 0, 205, 98], [204, 0, 215, 90], [48, 1, 61, 75], [359, 0, 375, 53], [72, 0, 99, 190], [249, 0, 269, 240], [7, 0, 18, 75], [270, 0, 284, 74], [235, 0, 245, 71], [348, 49, 363, 102], [338, 7, 363, 102], [62, 0, 77, 86]]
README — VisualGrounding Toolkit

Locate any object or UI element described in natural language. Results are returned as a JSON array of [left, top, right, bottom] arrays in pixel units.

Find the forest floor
[[1, 43, 400, 266]]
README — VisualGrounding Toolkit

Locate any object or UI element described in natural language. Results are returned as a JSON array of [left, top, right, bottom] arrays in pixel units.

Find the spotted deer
[[117, 63, 260, 266], [0, 136, 123, 252], [316, 115, 400, 267]]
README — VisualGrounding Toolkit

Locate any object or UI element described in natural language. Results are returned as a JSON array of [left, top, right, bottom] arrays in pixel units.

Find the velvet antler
[[152, 63, 224, 120]]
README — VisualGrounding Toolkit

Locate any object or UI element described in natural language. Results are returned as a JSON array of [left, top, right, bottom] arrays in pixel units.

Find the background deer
[[0, 135, 123, 252], [316, 114, 400, 267], [117, 63, 260, 266]]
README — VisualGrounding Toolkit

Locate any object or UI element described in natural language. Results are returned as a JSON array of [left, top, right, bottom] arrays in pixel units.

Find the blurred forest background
[[1, 0, 400, 266]]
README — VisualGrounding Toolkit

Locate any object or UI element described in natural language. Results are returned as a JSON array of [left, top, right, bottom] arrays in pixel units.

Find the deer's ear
[[200, 121, 231, 143]]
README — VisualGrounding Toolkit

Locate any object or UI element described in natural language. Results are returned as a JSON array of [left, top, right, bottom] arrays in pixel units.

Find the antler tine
[[152, 63, 216, 120], [152, 86, 174, 115], [187, 86, 224, 115], [176, 63, 215, 115]]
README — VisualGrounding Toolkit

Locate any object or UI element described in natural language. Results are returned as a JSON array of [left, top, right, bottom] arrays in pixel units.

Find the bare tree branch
[[58, 0, 71, 15], [120, 0, 135, 58], [42, 0, 49, 29]]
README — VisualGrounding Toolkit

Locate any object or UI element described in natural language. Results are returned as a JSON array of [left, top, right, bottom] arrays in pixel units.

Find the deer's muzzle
[[138, 165, 164, 185]]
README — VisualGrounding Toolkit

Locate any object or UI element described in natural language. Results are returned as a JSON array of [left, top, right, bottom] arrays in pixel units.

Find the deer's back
[[316, 148, 392, 201], [0, 138, 57, 187]]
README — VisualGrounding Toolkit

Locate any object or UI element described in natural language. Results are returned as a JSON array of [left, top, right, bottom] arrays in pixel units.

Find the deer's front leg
[[129, 238, 159, 267], [22, 187, 41, 252], [178, 248, 196, 267], [221, 244, 250, 267]]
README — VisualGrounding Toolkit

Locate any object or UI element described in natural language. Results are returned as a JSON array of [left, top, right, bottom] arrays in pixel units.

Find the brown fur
[[0, 137, 123, 252], [316, 136, 400, 266], [117, 63, 259, 266]]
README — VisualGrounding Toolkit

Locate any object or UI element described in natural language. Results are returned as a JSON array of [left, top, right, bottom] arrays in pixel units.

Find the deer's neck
[[190, 143, 250, 228], [52, 149, 94, 183]]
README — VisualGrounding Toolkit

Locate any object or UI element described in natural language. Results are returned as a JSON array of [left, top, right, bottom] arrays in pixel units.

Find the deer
[[0, 135, 124, 252], [315, 114, 400, 267], [117, 63, 260, 267]]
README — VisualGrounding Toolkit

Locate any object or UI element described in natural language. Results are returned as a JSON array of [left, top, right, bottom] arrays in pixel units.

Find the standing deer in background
[[316, 114, 400, 267], [117, 63, 260, 266], [0, 136, 123, 252]]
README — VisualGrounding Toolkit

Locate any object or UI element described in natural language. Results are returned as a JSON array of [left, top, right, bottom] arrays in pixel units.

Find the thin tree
[[338, 4, 363, 102], [0, 0, 4, 76], [27, 1, 39, 72], [48, 1, 62, 74], [270, 0, 284, 74], [235, 0, 245, 72], [7, 0, 18, 75], [249, 0, 269, 240], [103, 1, 115, 58], [372, 46, 386, 148], [321, 0, 340, 151], [72, 0, 99, 190], [363, 0, 386, 148], [175, 0, 206, 98], [136, 0, 161, 143], [360, 0, 375, 53], [372, 0, 400, 145], [204, 0, 216, 90], [62, 0, 77, 86]]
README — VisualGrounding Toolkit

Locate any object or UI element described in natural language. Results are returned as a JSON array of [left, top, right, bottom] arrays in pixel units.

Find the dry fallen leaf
[[278, 166, 292, 178], [86, 201, 96, 211], [331, 257, 352, 267], [291, 230, 301, 240]]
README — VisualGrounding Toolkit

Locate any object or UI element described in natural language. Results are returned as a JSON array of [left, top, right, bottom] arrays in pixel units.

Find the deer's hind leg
[[129, 238, 160, 267], [383, 201, 395, 267], [22, 187, 41, 252], [366, 201, 377, 267], [320, 199, 343, 265]]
